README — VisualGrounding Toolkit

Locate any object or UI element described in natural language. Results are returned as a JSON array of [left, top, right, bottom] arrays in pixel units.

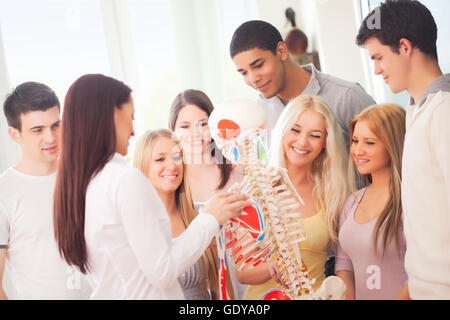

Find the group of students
[[0, 0, 449, 300]]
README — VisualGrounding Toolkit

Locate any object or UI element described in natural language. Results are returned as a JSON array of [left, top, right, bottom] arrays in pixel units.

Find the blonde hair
[[133, 128, 219, 294], [270, 95, 349, 243], [349, 103, 406, 255]]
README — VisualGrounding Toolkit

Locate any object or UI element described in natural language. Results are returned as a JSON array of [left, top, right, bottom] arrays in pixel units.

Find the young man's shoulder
[[0, 167, 56, 200], [318, 70, 372, 98], [306, 65, 375, 105], [428, 91, 450, 121], [422, 73, 450, 105], [424, 90, 450, 110], [0, 168, 15, 189], [0, 168, 18, 207]]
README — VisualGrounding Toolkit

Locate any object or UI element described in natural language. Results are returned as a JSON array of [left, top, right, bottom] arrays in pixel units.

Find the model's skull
[[209, 99, 267, 165]]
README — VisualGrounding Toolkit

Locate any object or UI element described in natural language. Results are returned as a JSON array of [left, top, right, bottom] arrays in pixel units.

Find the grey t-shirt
[[258, 64, 376, 148]]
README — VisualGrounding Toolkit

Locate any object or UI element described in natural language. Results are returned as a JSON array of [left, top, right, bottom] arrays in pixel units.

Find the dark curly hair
[[356, 0, 438, 61]]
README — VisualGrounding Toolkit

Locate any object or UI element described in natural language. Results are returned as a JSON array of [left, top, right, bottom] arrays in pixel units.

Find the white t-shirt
[[84, 153, 219, 299], [0, 167, 89, 299]]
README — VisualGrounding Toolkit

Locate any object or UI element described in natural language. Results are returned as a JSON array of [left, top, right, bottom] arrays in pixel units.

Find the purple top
[[335, 188, 408, 300]]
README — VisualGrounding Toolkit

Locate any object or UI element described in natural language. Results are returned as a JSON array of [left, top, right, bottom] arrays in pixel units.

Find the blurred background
[[0, 0, 449, 171]]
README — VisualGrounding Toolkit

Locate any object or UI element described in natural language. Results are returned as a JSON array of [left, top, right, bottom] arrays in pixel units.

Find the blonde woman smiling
[[237, 95, 349, 299], [133, 129, 238, 299], [336, 104, 408, 300]]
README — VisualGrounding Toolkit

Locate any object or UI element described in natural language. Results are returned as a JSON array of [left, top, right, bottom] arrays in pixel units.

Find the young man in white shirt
[[357, 0, 450, 299], [0, 82, 88, 299]]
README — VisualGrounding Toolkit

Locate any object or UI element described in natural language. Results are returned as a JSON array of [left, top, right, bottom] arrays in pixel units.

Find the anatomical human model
[[207, 99, 346, 300]]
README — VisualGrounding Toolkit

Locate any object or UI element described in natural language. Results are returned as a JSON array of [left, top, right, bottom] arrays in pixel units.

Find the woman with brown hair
[[53, 74, 251, 299], [168, 89, 247, 298], [169, 89, 244, 202], [336, 103, 408, 300]]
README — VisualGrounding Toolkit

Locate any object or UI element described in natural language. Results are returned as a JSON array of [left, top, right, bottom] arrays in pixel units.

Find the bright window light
[[0, 0, 110, 104]]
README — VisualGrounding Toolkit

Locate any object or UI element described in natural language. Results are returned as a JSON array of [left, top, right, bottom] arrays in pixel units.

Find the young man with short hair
[[230, 20, 376, 147], [230, 20, 375, 282], [0, 82, 87, 299], [357, 0, 450, 299]]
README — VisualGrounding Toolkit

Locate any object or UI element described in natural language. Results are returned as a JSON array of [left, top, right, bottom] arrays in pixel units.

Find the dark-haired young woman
[[53, 74, 251, 299], [169, 89, 244, 202], [169, 89, 247, 299]]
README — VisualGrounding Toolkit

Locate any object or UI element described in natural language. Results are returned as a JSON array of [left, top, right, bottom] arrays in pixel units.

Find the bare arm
[[235, 262, 272, 285], [0, 248, 7, 300], [336, 270, 355, 300]]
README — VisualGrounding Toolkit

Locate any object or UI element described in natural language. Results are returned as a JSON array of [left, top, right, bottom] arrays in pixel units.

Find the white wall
[[256, 0, 305, 36], [0, 25, 19, 173], [169, 0, 260, 106], [298, 0, 370, 91]]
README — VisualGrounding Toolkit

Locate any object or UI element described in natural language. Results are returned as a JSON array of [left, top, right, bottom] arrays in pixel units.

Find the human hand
[[204, 192, 252, 226], [268, 262, 288, 289], [208, 238, 217, 249]]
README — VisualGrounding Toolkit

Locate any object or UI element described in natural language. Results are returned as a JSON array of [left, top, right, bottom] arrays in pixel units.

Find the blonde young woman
[[133, 129, 238, 299], [237, 94, 349, 299], [335, 104, 408, 300]]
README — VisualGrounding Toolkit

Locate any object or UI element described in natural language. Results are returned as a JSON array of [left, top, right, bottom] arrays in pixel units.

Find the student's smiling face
[[233, 45, 287, 99], [9, 105, 61, 165], [351, 120, 390, 176], [282, 109, 327, 169], [147, 136, 184, 194], [173, 104, 211, 156]]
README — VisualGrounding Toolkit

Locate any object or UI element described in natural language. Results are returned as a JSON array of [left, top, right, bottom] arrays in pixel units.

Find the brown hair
[[3, 81, 60, 131], [54, 74, 132, 274], [169, 89, 233, 190], [349, 103, 406, 255], [133, 128, 219, 294]]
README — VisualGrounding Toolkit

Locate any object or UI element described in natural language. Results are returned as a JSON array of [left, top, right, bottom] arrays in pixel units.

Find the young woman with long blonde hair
[[335, 103, 408, 300], [237, 94, 349, 299], [133, 128, 233, 299]]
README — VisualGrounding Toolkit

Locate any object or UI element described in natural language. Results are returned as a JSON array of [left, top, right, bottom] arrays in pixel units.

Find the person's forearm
[[336, 270, 356, 300], [235, 263, 272, 285]]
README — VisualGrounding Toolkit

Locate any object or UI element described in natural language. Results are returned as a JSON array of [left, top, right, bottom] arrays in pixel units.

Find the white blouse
[[84, 153, 219, 299]]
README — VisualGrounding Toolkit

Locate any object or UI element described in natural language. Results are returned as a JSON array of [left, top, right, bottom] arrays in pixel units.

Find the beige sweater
[[402, 87, 450, 299]]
